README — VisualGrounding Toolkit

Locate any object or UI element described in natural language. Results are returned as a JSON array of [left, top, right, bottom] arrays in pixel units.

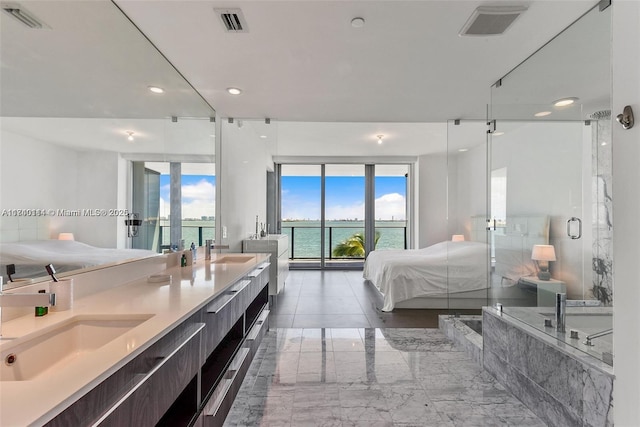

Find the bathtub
[[483, 306, 614, 427]]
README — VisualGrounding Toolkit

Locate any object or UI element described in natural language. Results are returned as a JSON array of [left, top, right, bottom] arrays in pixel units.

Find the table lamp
[[532, 244, 556, 280]]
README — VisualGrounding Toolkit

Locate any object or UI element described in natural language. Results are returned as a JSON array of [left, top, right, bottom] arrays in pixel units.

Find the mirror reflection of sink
[[212, 256, 254, 264], [0, 314, 153, 382]]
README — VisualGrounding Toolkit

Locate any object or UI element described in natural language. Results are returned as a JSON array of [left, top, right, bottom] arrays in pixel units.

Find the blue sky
[[282, 176, 406, 221]]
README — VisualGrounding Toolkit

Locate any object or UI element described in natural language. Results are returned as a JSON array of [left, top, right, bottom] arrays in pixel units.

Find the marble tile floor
[[224, 328, 546, 427], [270, 271, 479, 329]]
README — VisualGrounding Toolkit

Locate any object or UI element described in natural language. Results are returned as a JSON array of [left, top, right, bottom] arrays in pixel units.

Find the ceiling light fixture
[[458, 148, 469, 152], [148, 86, 164, 94], [126, 131, 135, 142], [2, 4, 47, 29], [376, 134, 384, 145], [260, 135, 267, 139], [535, 111, 552, 117], [553, 97, 578, 107], [227, 87, 242, 95], [351, 17, 365, 28]]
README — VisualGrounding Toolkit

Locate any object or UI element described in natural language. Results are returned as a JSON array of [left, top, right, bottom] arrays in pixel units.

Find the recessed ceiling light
[[148, 86, 164, 94], [601, 141, 608, 146], [376, 134, 384, 145], [535, 111, 552, 117], [260, 135, 267, 139], [553, 97, 578, 107], [126, 131, 135, 142], [227, 87, 242, 95], [458, 148, 469, 152], [492, 132, 505, 136]]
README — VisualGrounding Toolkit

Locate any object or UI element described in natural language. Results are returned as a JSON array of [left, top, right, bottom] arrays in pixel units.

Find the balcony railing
[[158, 225, 215, 251], [281, 225, 407, 260]]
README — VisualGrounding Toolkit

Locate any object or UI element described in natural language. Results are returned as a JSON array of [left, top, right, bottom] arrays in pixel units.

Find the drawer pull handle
[[91, 323, 205, 426], [208, 280, 252, 313]]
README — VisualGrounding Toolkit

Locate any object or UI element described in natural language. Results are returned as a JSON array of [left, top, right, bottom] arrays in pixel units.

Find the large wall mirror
[[0, 1, 216, 288]]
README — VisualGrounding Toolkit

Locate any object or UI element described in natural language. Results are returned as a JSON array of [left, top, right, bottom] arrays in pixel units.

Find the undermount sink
[[212, 255, 254, 264], [0, 314, 153, 382]]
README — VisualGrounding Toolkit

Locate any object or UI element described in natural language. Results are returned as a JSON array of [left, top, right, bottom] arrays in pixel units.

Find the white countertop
[[0, 252, 270, 427]]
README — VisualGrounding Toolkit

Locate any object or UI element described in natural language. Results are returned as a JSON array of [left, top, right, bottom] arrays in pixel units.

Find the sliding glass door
[[280, 163, 410, 269]]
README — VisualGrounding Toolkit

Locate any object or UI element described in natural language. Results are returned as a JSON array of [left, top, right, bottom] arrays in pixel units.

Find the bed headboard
[[0, 216, 52, 243], [494, 215, 550, 283]]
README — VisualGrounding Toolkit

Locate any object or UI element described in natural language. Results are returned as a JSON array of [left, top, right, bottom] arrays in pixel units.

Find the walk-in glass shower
[[486, 4, 613, 365]]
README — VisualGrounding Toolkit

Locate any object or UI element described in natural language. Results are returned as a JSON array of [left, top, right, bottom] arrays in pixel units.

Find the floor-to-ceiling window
[[280, 163, 410, 269]]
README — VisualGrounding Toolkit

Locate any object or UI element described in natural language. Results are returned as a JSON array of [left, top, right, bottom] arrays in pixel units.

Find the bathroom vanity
[[0, 252, 270, 427], [242, 234, 289, 296]]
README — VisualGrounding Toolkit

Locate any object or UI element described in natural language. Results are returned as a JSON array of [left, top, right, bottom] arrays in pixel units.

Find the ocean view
[[282, 220, 406, 258], [159, 220, 406, 258]]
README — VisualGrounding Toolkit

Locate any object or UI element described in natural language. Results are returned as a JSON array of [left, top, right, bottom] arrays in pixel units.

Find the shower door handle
[[567, 217, 582, 239]]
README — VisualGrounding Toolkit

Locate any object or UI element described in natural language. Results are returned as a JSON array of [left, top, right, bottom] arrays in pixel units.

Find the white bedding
[[0, 240, 157, 281], [363, 241, 488, 312]]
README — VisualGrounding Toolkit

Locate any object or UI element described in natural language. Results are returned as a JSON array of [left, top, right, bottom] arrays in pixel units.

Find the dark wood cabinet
[[46, 262, 270, 427]]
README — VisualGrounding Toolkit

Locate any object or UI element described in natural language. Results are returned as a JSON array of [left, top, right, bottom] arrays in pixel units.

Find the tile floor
[[269, 270, 478, 329], [223, 271, 546, 426], [224, 328, 545, 426]]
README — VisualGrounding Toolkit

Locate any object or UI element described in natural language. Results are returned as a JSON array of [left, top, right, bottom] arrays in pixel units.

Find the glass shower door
[[488, 106, 589, 309]]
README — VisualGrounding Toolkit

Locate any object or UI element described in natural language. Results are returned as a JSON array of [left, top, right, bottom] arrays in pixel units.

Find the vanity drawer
[[94, 322, 204, 426], [201, 347, 251, 427], [203, 280, 251, 356]]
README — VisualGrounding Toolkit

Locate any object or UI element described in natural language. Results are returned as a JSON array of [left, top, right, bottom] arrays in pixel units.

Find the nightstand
[[519, 276, 566, 307]]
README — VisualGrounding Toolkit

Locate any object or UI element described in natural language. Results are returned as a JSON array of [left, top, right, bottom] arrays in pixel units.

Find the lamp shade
[[532, 244, 556, 261], [452, 234, 465, 242], [58, 232, 75, 241]]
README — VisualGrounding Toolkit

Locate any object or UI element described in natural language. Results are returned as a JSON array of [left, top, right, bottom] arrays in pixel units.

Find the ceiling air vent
[[1, 2, 48, 29], [459, 6, 527, 36], [215, 8, 248, 33]]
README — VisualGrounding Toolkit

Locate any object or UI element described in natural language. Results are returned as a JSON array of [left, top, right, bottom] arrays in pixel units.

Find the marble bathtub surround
[[439, 315, 484, 367], [501, 306, 613, 365], [225, 328, 545, 426], [483, 307, 614, 427]]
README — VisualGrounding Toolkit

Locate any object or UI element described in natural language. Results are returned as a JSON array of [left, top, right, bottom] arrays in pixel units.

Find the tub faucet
[[0, 285, 56, 338], [555, 292, 566, 333], [583, 328, 613, 346]]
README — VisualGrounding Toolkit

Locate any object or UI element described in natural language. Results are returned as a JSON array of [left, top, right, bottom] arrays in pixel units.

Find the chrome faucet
[[555, 292, 566, 333], [0, 279, 56, 338], [584, 328, 613, 346]]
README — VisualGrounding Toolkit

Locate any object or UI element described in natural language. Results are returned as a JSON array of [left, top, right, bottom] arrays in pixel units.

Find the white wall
[[75, 151, 122, 247], [218, 120, 269, 253], [612, 1, 640, 424], [0, 130, 78, 237], [450, 143, 486, 240], [0, 130, 126, 248], [417, 153, 448, 247]]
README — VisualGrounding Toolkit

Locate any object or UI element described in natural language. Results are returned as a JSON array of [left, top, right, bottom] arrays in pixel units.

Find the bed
[[0, 240, 157, 284], [364, 241, 488, 311], [364, 215, 550, 311]]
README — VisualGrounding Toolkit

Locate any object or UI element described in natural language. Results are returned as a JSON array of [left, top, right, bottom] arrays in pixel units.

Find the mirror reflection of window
[[134, 162, 215, 252]]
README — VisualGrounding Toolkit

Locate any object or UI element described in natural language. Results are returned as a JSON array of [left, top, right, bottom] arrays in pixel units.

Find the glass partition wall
[[446, 120, 489, 311], [488, 4, 613, 365]]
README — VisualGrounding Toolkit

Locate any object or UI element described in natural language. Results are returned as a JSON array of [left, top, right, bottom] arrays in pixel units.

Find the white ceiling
[[1, 0, 604, 158], [117, 0, 598, 123]]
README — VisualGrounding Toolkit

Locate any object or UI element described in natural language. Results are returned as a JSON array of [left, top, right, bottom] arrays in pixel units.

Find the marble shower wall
[[592, 117, 613, 305]]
